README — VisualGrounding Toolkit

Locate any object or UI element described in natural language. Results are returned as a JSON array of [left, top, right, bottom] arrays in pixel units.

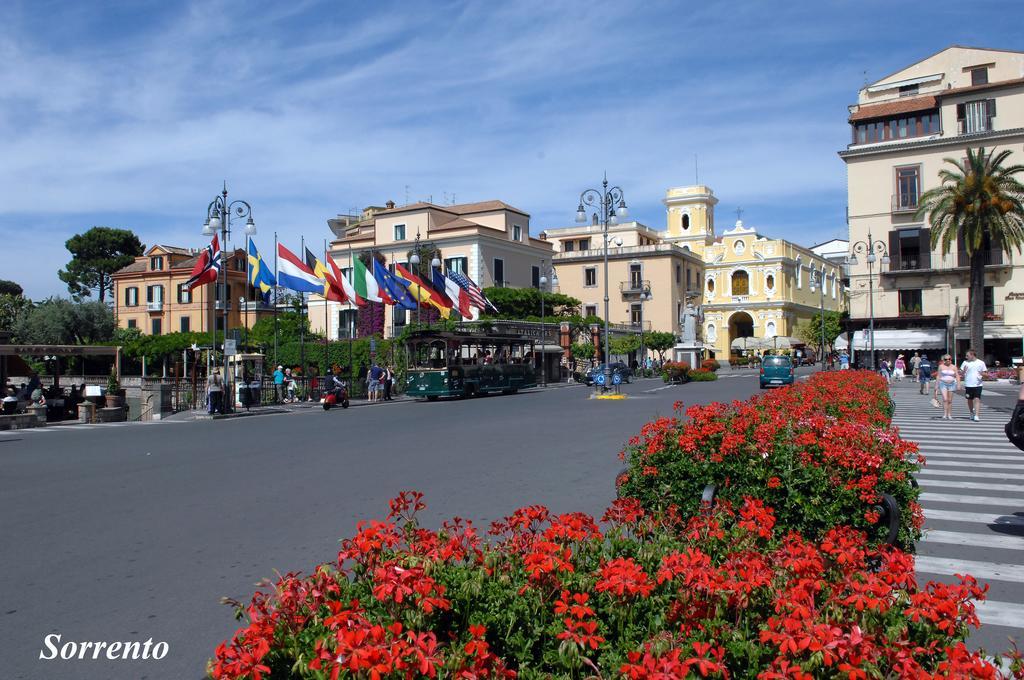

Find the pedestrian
[[960, 348, 987, 422], [839, 351, 850, 370], [273, 365, 285, 403], [893, 355, 906, 381], [206, 368, 224, 414], [879, 358, 891, 384], [933, 354, 959, 420], [1005, 364, 1024, 451], [240, 370, 252, 411], [382, 365, 393, 401], [2, 387, 17, 415], [368, 362, 384, 403], [910, 352, 920, 380], [285, 368, 296, 403], [917, 353, 933, 395]]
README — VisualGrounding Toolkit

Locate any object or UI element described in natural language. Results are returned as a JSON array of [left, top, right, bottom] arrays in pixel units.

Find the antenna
[[443, 192, 448, 205], [404, 185, 410, 205], [862, 69, 869, 87], [694, 154, 699, 185], [451, 193, 456, 205]]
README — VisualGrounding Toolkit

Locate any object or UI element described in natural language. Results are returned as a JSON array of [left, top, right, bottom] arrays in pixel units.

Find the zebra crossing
[[892, 384, 1024, 649], [0, 419, 191, 437]]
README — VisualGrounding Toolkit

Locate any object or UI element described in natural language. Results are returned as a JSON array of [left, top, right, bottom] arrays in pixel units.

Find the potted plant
[[105, 367, 123, 408]]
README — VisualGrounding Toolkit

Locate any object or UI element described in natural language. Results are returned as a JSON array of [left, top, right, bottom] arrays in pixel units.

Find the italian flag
[[352, 256, 392, 304]]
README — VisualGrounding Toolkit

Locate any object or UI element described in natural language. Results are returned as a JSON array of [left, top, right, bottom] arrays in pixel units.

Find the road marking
[[915, 555, 1024, 583], [644, 384, 678, 393], [925, 460, 1024, 471], [918, 469, 1024, 480], [917, 452, 1024, 462], [926, 508, 1024, 526], [923, 530, 1024, 550], [916, 479, 1024, 492], [921, 492, 1024, 507], [975, 600, 1024, 628]]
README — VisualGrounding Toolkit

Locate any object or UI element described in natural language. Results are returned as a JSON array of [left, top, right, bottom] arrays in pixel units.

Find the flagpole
[[245, 237, 251, 350], [300, 235, 306, 399], [273, 231, 279, 368], [323, 238, 329, 380], [348, 242, 355, 384]]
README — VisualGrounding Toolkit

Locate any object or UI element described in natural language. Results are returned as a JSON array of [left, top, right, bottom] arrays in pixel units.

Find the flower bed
[[209, 493, 1016, 679], [660, 361, 690, 383], [618, 371, 922, 548], [688, 368, 718, 382], [982, 368, 1019, 382]]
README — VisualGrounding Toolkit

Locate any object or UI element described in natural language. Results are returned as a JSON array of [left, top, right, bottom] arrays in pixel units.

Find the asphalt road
[[0, 375, 759, 680]]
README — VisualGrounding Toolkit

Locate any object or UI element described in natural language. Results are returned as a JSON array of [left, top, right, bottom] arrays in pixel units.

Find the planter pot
[[105, 394, 123, 408]]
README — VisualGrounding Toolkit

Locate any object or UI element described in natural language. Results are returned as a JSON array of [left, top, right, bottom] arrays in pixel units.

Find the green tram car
[[405, 329, 538, 400]]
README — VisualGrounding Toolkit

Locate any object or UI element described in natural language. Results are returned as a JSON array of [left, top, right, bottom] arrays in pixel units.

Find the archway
[[729, 311, 755, 355]]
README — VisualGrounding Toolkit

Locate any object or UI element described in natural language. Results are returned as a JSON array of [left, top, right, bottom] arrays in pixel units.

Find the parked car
[[760, 355, 795, 388], [584, 362, 632, 386]]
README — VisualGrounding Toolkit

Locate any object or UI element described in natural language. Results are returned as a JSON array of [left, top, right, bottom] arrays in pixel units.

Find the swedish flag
[[247, 238, 277, 302]]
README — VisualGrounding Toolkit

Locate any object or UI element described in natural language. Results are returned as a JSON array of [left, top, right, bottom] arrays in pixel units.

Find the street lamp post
[[202, 183, 256, 414], [847, 230, 889, 370], [638, 284, 652, 374], [410, 230, 441, 330], [575, 174, 628, 391], [538, 260, 559, 387], [810, 270, 825, 371]]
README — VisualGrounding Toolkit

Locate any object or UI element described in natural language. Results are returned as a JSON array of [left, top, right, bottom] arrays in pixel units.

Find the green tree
[[480, 287, 580, 319], [0, 280, 23, 296], [13, 298, 116, 344], [794, 311, 845, 354], [248, 311, 312, 349], [643, 331, 676, 362], [570, 342, 595, 361], [916, 147, 1024, 355], [0, 293, 32, 331], [609, 334, 640, 357], [58, 226, 144, 301]]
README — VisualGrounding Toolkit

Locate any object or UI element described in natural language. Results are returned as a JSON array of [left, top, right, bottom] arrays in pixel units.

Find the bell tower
[[663, 184, 717, 256]]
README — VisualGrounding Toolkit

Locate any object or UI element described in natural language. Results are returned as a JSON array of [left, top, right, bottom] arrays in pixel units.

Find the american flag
[[447, 271, 497, 312]]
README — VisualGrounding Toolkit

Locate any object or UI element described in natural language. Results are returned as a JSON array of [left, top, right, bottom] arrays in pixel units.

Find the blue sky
[[0, 0, 1019, 298]]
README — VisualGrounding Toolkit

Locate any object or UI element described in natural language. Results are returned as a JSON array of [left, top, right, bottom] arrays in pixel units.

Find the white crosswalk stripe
[[0, 419, 188, 435], [890, 384, 1024, 641]]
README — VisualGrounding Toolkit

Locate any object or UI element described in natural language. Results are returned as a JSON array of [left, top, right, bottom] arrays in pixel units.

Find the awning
[[535, 344, 565, 354], [955, 325, 1024, 340], [836, 329, 945, 351]]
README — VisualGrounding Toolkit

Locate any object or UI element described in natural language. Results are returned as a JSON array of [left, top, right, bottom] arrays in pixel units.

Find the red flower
[[595, 557, 654, 599]]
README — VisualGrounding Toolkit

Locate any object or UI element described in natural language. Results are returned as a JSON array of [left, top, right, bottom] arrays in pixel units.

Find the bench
[[0, 414, 39, 430]]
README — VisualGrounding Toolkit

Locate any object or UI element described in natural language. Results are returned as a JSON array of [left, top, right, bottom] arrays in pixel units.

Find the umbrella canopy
[[731, 336, 758, 351], [764, 336, 795, 350]]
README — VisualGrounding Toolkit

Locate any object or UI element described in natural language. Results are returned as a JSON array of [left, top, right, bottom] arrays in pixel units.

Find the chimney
[[386, 200, 396, 209]]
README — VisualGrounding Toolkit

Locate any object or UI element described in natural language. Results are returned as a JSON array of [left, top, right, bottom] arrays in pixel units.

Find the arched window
[[766, 321, 777, 337], [682, 214, 690, 230], [706, 323, 716, 341], [765, 273, 775, 292], [731, 270, 749, 296], [707, 278, 715, 294]]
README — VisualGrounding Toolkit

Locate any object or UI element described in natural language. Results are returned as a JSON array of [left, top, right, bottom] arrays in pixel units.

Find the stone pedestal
[[97, 407, 127, 423], [28, 403, 47, 425], [78, 402, 96, 424]]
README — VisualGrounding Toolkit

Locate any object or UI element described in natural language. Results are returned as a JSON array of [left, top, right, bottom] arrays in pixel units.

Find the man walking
[[910, 352, 920, 380], [206, 368, 224, 414], [273, 365, 285, 403], [917, 353, 933, 395], [382, 365, 393, 401], [960, 349, 987, 422], [368, 362, 383, 403]]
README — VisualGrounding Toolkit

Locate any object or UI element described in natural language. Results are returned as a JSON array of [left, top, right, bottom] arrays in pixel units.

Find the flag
[[430, 267, 455, 308], [395, 264, 451, 319], [443, 271, 476, 320], [277, 243, 324, 293], [372, 259, 417, 310], [186, 234, 221, 291], [329, 256, 365, 307], [247, 239, 277, 302], [304, 247, 346, 302], [448, 270, 497, 312], [352, 255, 385, 303]]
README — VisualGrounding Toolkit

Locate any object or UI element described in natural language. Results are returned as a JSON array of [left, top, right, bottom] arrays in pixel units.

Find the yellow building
[[549, 185, 845, 363], [111, 244, 270, 336]]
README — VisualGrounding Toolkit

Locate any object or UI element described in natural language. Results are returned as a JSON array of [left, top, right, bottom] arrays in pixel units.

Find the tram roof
[[404, 329, 534, 343]]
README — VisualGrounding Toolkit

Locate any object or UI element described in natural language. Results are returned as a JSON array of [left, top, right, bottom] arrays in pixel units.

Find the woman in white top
[[933, 354, 960, 421]]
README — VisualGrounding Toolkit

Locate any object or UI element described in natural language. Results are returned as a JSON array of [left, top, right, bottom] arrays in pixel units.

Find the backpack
[[918, 359, 932, 379]]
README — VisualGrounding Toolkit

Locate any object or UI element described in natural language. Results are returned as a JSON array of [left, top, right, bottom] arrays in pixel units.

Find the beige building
[[314, 199, 553, 339], [549, 184, 844, 361], [111, 244, 269, 336], [840, 45, 1024, 363]]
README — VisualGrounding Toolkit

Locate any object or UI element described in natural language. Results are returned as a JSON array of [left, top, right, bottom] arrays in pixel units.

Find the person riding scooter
[[322, 372, 349, 410]]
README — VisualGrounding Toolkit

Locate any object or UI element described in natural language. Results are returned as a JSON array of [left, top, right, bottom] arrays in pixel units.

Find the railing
[[898, 307, 923, 318], [554, 243, 681, 260], [147, 301, 164, 312], [956, 305, 1004, 323], [214, 301, 232, 311], [619, 279, 651, 295], [891, 194, 919, 213], [240, 300, 274, 312]]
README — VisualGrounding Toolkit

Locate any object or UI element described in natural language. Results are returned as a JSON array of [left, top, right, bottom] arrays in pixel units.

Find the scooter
[[322, 382, 350, 410]]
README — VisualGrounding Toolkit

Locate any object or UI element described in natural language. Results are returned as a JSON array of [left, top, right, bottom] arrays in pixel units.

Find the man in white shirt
[[959, 349, 987, 422]]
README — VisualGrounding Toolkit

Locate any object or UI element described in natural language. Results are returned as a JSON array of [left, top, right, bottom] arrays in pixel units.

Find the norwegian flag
[[186, 234, 221, 291], [447, 271, 497, 313]]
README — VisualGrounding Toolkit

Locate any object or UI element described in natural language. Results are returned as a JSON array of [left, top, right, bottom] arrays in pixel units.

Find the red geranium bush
[[618, 371, 923, 548], [209, 492, 1019, 679]]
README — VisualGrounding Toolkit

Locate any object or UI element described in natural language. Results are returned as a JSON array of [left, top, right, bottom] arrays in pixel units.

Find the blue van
[[760, 355, 795, 388]]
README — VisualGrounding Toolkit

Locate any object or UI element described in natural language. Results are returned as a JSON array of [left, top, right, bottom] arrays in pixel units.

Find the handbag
[[930, 397, 940, 408]]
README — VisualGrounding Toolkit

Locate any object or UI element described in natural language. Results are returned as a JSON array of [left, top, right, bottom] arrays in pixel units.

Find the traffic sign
[[224, 339, 237, 356], [595, 373, 606, 386], [612, 373, 622, 385]]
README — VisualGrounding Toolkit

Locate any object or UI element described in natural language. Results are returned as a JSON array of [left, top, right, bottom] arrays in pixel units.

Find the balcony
[[214, 301, 232, 311], [956, 305, 1004, 323], [240, 300, 274, 312], [146, 301, 163, 312], [619, 279, 652, 297], [891, 194, 919, 214]]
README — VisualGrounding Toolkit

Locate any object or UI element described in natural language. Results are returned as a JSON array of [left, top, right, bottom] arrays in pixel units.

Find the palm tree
[[915, 147, 1024, 357]]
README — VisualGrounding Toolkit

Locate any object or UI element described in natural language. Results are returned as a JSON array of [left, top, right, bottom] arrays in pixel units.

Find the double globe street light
[[847, 230, 890, 370], [202, 183, 256, 412], [409, 230, 441, 328], [575, 175, 628, 391], [538, 260, 559, 387]]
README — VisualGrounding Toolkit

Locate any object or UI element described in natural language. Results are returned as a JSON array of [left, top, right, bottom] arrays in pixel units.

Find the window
[[853, 111, 939, 144], [341, 267, 352, 280], [393, 224, 406, 241], [127, 319, 137, 329], [513, 225, 522, 242], [898, 83, 919, 97], [971, 67, 989, 86], [443, 257, 467, 274], [707, 278, 715, 294], [630, 303, 642, 326], [766, 321, 777, 337], [682, 214, 690, 230], [177, 283, 191, 304], [394, 308, 407, 327], [766, 273, 775, 291], [895, 166, 920, 210], [898, 289, 923, 316], [216, 317, 225, 331], [493, 258, 505, 287], [584, 267, 597, 287], [731, 271, 749, 296], [897, 229, 921, 270], [125, 286, 139, 307], [150, 256, 164, 271], [958, 99, 995, 134], [584, 304, 598, 317], [179, 316, 191, 333], [675, 264, 681, 284], [151, 318, 162, 335], [531, 266, 540, 289], [686, 267, 692, 289], [628, 263, 642, 289], [796, 260, 802, 289], [338, 310, 357, 338], [579, 238, 591, 251], [564, 240, 574, 252], [146, 284, 164, 303], [233, 257, 245, 272]]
